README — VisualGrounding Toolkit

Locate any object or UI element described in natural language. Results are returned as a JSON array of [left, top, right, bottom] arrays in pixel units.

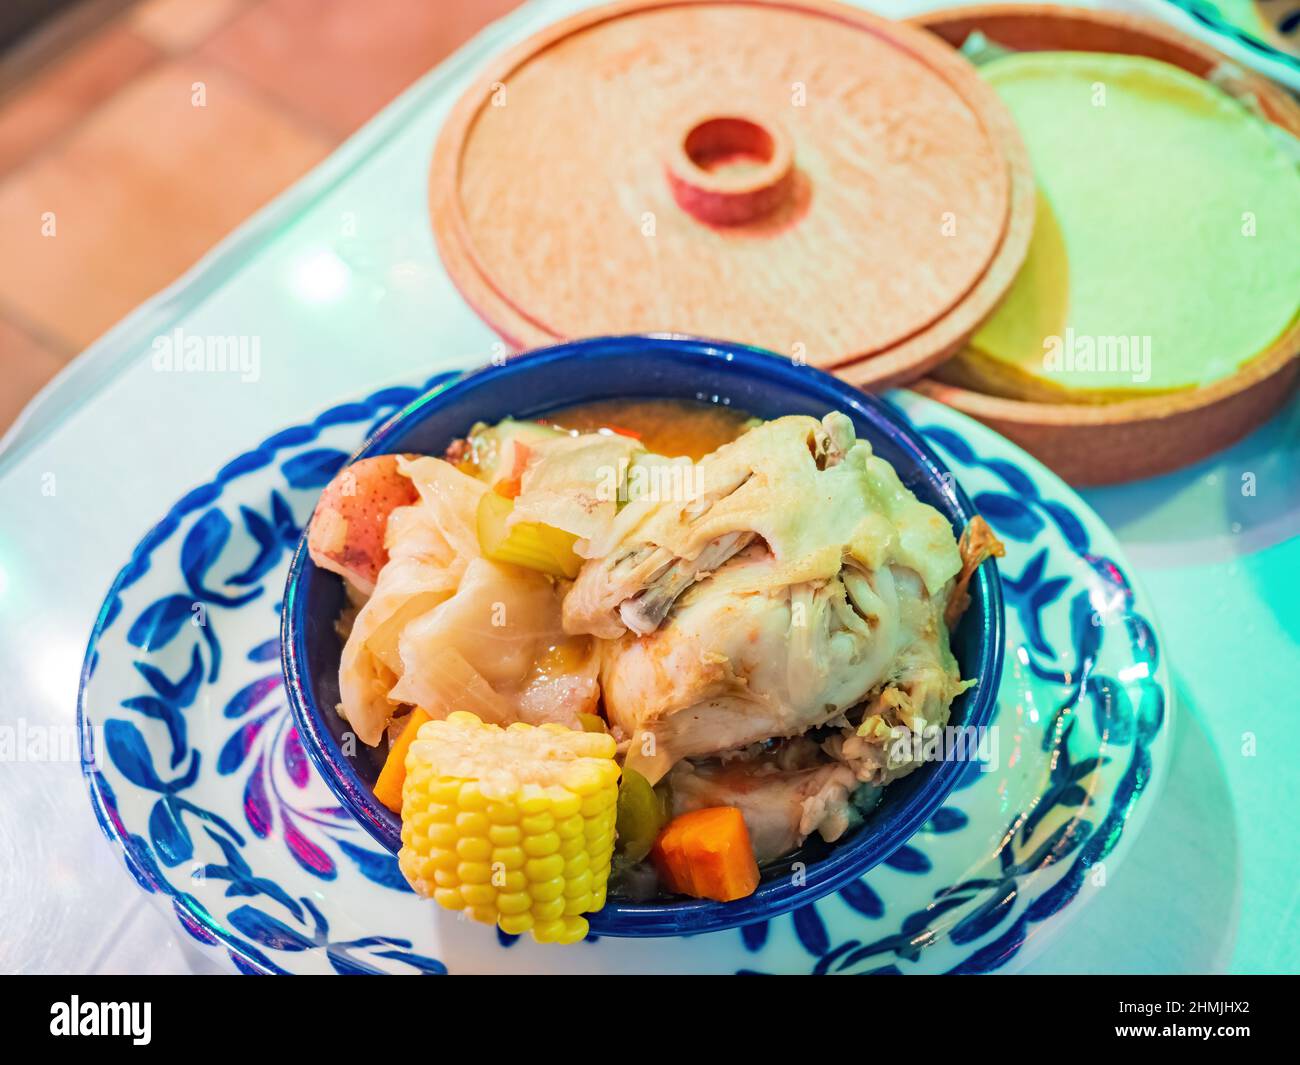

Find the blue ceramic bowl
[[282, 335, 1004, 937]]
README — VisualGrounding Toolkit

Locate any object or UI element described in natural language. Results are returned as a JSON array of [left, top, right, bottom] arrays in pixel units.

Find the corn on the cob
[[398, 711, 619, 945]]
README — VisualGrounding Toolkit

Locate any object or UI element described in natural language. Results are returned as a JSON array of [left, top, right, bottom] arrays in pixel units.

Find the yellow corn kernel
[[456, 837, 492, 862], [492, 846, 526, 871], [498, 912, 534, 936], [497, 892, 532, 916], [398, 711, 620, 945]]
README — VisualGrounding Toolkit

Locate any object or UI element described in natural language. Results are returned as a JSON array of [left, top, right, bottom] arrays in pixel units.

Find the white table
[[1, 0, 1296, 974]]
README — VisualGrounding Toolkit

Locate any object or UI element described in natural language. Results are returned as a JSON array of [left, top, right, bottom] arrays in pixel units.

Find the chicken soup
[[305, 400, 1000, 943]]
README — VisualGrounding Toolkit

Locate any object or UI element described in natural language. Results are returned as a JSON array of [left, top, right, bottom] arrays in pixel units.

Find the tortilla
[[962, 51, 1300, 402]]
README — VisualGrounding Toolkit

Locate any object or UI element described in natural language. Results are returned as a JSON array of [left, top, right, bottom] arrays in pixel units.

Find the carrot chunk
[[373, 708, 432, 813], [650, 807, 760, 902]]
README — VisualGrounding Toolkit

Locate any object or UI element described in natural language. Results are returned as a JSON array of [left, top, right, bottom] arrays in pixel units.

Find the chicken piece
[[564, 529, 756, 639], [307, 454, 420, 596], [606, 544, 935, 781], [823, 567, 974, 785], [500, 430, 735, 638], [590, 414, 966, 783], [668, 752, 861, 862], [558, 448, 756, 638], [543, 414, 961, 641], [618, 530, 755, 635]]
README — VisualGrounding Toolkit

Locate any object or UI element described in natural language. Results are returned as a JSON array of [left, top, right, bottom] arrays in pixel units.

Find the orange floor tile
[[0, 0, 525, 432], [130, 0, 252, 53], [0, 25, 160, 178], [200, 0, 526, 137], [0, 58, 332, 351]]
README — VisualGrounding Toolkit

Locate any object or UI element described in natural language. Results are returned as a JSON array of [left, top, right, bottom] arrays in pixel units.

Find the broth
[[547, 398, 753, 460]]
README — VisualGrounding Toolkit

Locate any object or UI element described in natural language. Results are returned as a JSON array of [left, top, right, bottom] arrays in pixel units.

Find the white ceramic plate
[[78, 379, 1172, 974]]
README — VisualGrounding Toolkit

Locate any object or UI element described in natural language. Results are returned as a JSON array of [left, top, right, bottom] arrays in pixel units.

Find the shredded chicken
[[616, 530, 755, 635], [944, 516, 1005, 629]]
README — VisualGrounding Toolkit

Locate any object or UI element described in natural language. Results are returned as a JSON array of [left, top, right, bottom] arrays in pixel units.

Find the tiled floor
[[0, 0, 525, 432]]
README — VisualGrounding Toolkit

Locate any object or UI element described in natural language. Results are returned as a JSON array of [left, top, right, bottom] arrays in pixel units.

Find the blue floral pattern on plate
[[78, 379, 1171, 974]]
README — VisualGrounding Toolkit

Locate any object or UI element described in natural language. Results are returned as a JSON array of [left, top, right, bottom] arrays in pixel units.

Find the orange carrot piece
[[650, 807, 760, 902], [652, 827, 693, 896], [373, 708, 432, 813]]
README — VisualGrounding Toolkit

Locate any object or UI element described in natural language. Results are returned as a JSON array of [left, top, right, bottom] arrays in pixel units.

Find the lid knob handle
[[666, 114, 795, 226]]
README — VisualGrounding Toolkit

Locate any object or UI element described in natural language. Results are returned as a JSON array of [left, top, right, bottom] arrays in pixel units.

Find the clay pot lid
[[430, 0, 1032, 382]]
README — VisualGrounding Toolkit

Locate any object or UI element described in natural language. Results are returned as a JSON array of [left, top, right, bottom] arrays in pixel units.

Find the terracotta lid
[[430, 0, 1033, 385]]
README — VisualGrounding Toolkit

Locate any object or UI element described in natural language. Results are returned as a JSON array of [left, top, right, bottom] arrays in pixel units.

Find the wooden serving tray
[[429, 0, 1034, 386], [865, 4, 1300, 486]]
